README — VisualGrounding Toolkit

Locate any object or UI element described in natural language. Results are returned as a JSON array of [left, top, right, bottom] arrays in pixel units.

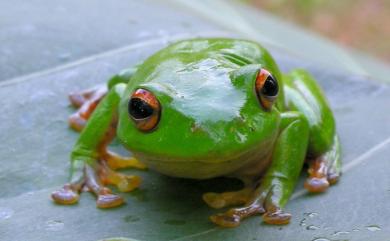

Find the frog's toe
[[69, 113, 86, 132], [203, 193, 227, 209], [103, 150, 147, 170], [210, 205, 266, 228], [96, 187, 125, 208], [208, 184, 293, 227], [210, 213, 241, 228], [99, 162, 142, 192], [327, 171, 340, 185], [83, 164, 126, 208], [305, 157, 330, 193], [262, 209, 291, 225], [202, 188, 252, 209], [51, 184, 80, 205], [52, 161, 139, 208], [304, 177, 329, 193], [69, 92, 86, 108], [111, 174, 142, 193], [68, 85, 107, 132]]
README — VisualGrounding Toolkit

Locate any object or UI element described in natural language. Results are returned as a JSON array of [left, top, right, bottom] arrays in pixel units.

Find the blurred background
[[247, 0, 390, 63]]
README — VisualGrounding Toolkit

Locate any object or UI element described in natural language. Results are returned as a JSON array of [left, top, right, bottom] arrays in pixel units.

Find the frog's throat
[[133, 149, 271, 179]]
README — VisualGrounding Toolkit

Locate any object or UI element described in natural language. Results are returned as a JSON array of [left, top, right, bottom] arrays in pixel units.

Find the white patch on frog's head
[[171, 40, 211, 53], [146, 59, 246, 123]]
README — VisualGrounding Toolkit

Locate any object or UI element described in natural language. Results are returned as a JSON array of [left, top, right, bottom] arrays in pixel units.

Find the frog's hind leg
[[68, 67, 137, 132], [96, 122, 147, 194], [102, 150, 147, 171], [305, 135, 341, 192], [284, 69, 342, 193], [203, 187, 253, 209], [209, 112, 309, 227], [68, 85, 108, 132]]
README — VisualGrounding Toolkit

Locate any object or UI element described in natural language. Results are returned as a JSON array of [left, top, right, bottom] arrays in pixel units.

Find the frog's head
[[117, 62, 282, 179]]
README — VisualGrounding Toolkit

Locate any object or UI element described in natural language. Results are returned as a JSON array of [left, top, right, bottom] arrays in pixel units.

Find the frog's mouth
[[132, 148, 269, 179]]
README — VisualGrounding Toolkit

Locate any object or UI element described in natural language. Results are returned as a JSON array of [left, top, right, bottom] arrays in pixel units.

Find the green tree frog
[[52, 38, 341, 227]]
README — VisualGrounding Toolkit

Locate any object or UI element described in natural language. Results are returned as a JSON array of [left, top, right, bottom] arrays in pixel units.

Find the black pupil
[[261, 75, 278, 96], [129, 98, 154, 119]]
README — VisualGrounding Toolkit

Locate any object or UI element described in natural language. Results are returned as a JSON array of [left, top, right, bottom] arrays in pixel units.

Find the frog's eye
[[128, 89, 161, 132], [255, 68, 279, 110]]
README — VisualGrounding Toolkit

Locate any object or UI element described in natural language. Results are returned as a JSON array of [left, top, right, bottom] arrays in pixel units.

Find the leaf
[[1, 1, 390, 241]]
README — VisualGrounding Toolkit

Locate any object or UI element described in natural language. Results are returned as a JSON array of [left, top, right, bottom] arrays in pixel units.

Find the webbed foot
[[52, 158, 144, 208], [208, 185, 291, 227], [51, 183, 81, 205], [304, 156, 340, 193], [52, 148, 146, 208], [305, 135, 341, 193], [203, 187, 252, 209]]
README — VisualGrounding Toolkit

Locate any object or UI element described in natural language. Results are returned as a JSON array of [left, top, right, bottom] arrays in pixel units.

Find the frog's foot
[[69, 86, 102, 108], [102, 150, 147, 170], [68, 85, 107, 132], [209, 185, 291, 227], [51, 179, 84, 205], [327, 163, 341, 185], [84, 164, 128, 208], [305, 135, 342, 192], [305, 156, 341, 193], [203, 187, 252, 209], [52, 160, 142, 208]]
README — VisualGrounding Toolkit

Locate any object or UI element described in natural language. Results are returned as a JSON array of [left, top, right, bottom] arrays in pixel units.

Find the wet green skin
[[72, 38, 339, 215]]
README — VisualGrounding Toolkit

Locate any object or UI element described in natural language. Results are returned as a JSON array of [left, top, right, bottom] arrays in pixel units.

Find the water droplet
[[366, 225, 381, 232], [304, 212, 318, 218], [123, 215, 140, 223], [312, 238, 330, 241], [306, 225, 320, 230], [164, 219, 186, 226], [45, 220, 64, 231], [0, 207, 14, 220], [299, 218, 307, 226], [332, 231, 349, 236]]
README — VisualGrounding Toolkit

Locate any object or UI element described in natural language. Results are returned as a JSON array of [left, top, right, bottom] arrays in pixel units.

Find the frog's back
[[132, 38, 282, 91], [164, 38, 266, 65], [159, 39, 279, 72]]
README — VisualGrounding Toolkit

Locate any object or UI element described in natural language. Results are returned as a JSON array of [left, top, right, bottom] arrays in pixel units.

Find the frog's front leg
[[209, 112, 309, 227], [52, 83, 145, 208]]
